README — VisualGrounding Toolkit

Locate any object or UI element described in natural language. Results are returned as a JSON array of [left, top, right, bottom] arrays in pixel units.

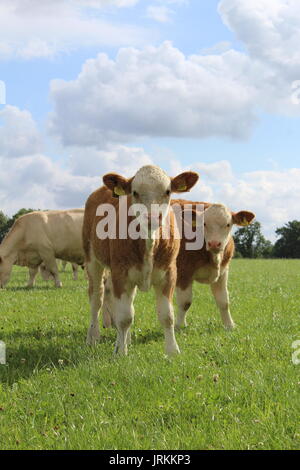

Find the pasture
[[0, 259, 299, 450]]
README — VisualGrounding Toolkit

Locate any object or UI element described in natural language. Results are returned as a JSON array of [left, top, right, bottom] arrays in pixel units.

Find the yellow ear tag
[[240, 217, 249, 226], [114, 186, 125, 196], [178, 184, 187, 191]]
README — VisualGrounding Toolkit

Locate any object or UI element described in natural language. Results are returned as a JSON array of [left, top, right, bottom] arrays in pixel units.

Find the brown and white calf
[[175, 202, 255, 330], [82, 165, 199, 355]]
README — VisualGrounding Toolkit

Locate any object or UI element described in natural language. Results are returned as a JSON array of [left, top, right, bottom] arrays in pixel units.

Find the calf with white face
[[175, 203, 255, 330], [83, 165, 199, 355]]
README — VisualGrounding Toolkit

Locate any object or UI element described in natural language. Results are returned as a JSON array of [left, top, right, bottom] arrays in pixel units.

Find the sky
[[0, 0, 300, 240]]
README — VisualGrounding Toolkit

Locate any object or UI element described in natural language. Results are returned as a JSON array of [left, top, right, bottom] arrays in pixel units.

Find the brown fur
[[171, 199, 235, 290], [83, 186, 180, 299]]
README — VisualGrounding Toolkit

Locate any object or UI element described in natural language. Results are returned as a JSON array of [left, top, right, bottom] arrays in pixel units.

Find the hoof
[[166, 344, 181, 356], [86, 327, 100, 345], [224, 322, 235, 330]]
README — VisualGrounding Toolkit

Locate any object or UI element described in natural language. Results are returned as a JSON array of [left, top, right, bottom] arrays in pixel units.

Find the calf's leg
[[175, 284, 193, 329], [102, 273, 113, 328], [155, 274, 180, 355], [113, 287, 136, 355], [86, 257, 105, 345], [210, 269, 235, 329]]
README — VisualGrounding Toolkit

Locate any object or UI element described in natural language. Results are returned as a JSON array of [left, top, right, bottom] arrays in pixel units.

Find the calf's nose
[[208, 241, 221, 250]]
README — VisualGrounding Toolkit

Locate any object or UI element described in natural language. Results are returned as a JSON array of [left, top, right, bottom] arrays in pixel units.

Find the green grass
[[0, 259, 300, 450]]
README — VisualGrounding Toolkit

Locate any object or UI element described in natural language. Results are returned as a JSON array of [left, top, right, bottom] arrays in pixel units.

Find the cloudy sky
[[0, 0, 300, 240]]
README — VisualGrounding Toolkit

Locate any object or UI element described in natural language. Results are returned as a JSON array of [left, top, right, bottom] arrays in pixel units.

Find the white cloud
[[68, 144, 152, 177], [0, 106, 42, 158], [200, 41, 232, 55], [219, 0, 300, 70], [0, 153, 99, 213], [0, 0, 149, 59], [49, 42, 257, 146], [146, 0, 188, 23], [0, 146, 153, 215], [146, 5, 174, 23], [0, 107, 298, 240], [218, 0, 300, 114], [74, 0, 140, 7], [0, 105, 154, 213], [173, 160, 300, 241], [46, 1, 300, 146]]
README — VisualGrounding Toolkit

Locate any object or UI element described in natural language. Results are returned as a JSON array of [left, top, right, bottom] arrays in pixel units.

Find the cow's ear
[[232, 211, 255, 226], [182, 209, 203, 228], [171, 171, 199, 193], [103, 173, 132, 197]]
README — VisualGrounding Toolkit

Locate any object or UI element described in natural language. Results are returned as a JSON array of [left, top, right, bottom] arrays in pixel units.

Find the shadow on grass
[[4, 284, 86, 292], [0, 321, 108, 380], [0, 326, 169, 386], [4, 286, 57, 292]]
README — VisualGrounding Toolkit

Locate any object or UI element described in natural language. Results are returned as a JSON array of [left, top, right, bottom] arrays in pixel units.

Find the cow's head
[[0, 255, 13, 288], [103, 165, 199, 231], [204, 204, 255, 254]]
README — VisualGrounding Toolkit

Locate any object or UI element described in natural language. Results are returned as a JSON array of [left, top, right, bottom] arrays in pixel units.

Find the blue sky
[[0, 0, 299, 239]]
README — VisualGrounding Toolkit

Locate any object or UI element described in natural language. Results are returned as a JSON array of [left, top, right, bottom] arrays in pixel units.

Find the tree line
[[233, 221, 300, 259], [0, 208, 299, 259]]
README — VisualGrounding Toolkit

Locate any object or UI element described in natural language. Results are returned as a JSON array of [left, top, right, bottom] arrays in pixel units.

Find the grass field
[[0, 259, 299, 450]]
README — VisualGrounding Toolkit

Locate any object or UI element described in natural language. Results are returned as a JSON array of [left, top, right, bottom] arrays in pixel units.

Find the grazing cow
[[83, 165, 199, 355], [175, 202, 255, 330], [0, 210, 84, 288]]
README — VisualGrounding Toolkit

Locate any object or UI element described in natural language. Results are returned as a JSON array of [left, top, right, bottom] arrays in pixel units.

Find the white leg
[[86, 258, 104, 345], [113, 289, 135, 355], [27, 266, 38, 288], [175, 284, 193, 329], [210, 269, 235, 329], [155, 287, 180, 355]]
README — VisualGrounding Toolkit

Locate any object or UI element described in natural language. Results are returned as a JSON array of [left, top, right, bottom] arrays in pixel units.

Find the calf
[[82, 165, 199, 355], [175, 202, 255, 330]]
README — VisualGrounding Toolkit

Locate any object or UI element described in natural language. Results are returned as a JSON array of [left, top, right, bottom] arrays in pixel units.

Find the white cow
[[0, 209, 84, 288]]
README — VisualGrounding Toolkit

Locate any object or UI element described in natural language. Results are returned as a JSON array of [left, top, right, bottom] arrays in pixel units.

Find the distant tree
[[0, 211, 9, 243], [273, 220, 300, 258], [0, 208, 36, 243], [233, 221, 273, 258]]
